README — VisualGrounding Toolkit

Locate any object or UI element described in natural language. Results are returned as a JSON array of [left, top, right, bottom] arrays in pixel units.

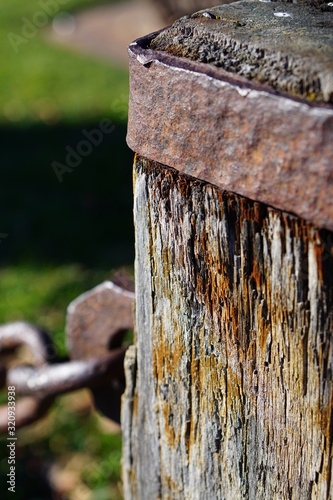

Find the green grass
[[0, 0, 129, 125], [0, 0, 133, 498]]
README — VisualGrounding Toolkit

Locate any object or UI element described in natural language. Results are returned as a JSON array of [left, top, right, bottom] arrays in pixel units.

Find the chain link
[[0, 321, 128, 433]]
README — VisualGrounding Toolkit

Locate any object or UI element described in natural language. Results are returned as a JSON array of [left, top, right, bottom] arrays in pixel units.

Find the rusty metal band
[[127, 33, 333, 231]]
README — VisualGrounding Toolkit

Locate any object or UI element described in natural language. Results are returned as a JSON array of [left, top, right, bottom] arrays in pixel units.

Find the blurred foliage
[[0, 0, 128, 125], [0, 392, 124, 499], [0, 0, 133, 498]]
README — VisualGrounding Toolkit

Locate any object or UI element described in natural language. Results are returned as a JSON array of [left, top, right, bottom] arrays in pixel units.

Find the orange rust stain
[[163, 475, 179, 493], [251, 260, 262, 289], [258, 315, 271, 355], [162, 401, 176, 447], [152, 325, 185, 447], [312, 229, 330, 283], [153, 324, 185, 381], [226, 364, 244, 414]]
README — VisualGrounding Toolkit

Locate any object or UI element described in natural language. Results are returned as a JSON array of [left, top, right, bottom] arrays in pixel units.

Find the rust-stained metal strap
[[127, 19, 333, 231]]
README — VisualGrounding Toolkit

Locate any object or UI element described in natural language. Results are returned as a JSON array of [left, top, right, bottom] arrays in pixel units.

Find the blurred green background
[[0, 0, 135, 498]]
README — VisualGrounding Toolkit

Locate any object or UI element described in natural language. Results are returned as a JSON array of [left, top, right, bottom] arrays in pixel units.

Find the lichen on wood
[[122, 154, 333, 499]]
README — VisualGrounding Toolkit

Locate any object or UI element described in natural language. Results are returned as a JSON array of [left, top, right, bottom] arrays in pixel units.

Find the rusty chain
[[0, 280, 135, 433]]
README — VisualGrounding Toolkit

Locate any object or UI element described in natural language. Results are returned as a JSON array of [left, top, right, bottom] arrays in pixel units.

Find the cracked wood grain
[[122, 155, 333, 499]]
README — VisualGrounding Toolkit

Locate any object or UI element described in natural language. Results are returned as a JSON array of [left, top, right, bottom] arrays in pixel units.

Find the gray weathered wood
[[122, 155, 333, 499]]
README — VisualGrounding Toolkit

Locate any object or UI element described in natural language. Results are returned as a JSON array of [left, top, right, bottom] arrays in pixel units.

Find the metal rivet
[[274, 12, 292, 18], [202, 11, 218, 19]]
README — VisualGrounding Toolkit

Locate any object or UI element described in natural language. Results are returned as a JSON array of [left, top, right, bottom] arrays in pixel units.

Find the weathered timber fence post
[[122, 1, 333, 498]]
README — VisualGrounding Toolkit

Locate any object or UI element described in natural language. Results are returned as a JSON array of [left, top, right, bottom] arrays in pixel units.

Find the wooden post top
[[127, 1, 333, 230]]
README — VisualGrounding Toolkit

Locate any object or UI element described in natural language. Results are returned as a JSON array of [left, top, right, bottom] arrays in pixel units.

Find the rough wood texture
[[122, 155, 333, 499], [150, 1, 333, 103]]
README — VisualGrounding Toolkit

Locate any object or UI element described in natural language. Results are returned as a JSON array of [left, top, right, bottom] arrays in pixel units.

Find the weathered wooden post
[[122, 1, 333, 498]]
